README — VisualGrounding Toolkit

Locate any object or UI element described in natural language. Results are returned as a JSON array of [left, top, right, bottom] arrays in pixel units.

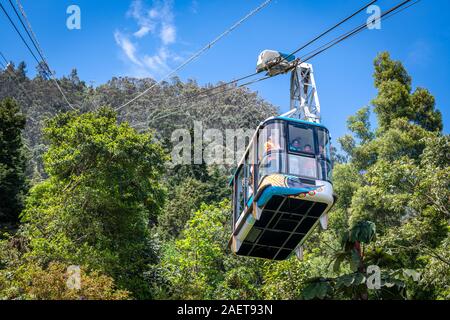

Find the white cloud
[[161, 23, 176, 44], [142, 47, 171, 74], [134, 26, 151, 38], [127, 0, 156, 36], [114, 31, 142, 67], [149, 8, 159, 18], [126, 0, 176, 43], [116, 0, 179, 77]]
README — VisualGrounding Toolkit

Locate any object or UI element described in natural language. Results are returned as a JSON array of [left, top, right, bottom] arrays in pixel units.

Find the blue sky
[[1, 0, 449, 140]]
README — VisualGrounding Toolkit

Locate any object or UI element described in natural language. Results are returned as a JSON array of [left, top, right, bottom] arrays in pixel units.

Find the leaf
[[350, 221, 376, 244], [302, 283, 319, 300], [302, 281, 332, 300], [354, 272, 366, 285], [340, 232, 350, 249], [336, 274, 355, 288], [402, 269, 421, 282], [317, 282, 332, 300]]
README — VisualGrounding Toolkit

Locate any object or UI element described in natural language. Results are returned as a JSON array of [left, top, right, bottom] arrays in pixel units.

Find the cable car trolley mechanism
[[229, 50, 336, 260]]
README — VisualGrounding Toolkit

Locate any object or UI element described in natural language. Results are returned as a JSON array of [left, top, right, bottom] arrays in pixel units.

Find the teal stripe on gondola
[[247, 195, 254, 208], [272, 116, 328, 129], [256, 185, 320, 208]]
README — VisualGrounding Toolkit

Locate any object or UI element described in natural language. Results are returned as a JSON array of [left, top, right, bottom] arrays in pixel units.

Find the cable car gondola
[[229, 51, 335, 260]]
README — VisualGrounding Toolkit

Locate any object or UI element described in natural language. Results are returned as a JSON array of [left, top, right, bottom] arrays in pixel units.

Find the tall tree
[[159, 201, 264, 299], [327, 52, 448, 299], [0, 98, 28, 225], [372, 52, 442, 131], [19, 107, 167, 298]]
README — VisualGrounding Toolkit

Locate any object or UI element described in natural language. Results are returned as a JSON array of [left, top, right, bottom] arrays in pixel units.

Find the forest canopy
[[0, 52, 448, 300]]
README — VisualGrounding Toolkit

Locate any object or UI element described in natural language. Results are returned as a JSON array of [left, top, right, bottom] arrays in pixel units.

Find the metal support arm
[[289, 62, 321, 123]]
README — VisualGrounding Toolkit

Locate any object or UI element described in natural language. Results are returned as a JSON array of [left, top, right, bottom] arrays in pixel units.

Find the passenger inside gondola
[[303, 144, 313, 153], [264, 133, 280, 154], [260, 127, 284, 179], [290, 138, 302, 152], [262, 137, 278, 176]]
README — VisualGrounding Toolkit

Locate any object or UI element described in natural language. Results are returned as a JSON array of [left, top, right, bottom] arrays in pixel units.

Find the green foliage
[[160, 201, 229, 299], [17, 108, 167, 298], [347, 106, 374, 144], [0, 65, 277, 181], [0, 261, 129, 300], [0, 234, 129, 300], [411, 88, 443, 132], [215, 266, 262, 300], [0, 52, 447, 300], [347, 220, 376, 244], [328, 52, 448, 299], [157, 166, 229, 239], [262, 249, 332, 300], [334, 221, 375, 274], [302, 278, 334, 300], [372, 52, 442, 131], [302, 269, 420, 300], [0, 98, 28, 225], [302, 221, 421, 300], [0, 65, 275, 300], [299, 52, 447, 300], [374, 52, 412, 91], [159, 201, 265, 300], [372, 79, 411, 129], [419, 233, 450, 300]]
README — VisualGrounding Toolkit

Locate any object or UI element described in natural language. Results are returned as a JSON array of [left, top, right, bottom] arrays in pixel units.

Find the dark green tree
[[159, 201, 264, 299], [302, 221, 420, 300], [0, 98, 28, 225], [325, 52, 448, 299], [372, 52, 442, 131], [15, 62, 27, 82], [19, 107, 167, 298]]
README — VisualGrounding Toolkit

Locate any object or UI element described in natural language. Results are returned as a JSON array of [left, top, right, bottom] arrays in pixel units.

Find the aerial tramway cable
[[173, 0, 379, 103], [115, 0, 274, 112], [1, 0, 75, 109], [148, 0, 418, 124]]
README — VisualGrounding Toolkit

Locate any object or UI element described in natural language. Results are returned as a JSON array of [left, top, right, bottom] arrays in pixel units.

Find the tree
[[157, 165, 229, 239], [16, 62, 27, 82], [320, 52, 448, 299], [372, 52, 442, 131], [18, 107, 167, 298], [160, 201, 230, 299], [0, 98, 28, 225], [302, 221, 420, 300], [159, 201, 264, 299], [0, 261, 130, 300]]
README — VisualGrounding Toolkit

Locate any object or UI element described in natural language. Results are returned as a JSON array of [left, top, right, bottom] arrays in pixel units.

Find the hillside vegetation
[[0, 52, 448, 300]]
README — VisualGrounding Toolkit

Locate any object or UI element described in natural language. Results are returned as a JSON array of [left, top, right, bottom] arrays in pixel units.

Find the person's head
[[292, 139, 301, 148], [304, 144, 312, 152]]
